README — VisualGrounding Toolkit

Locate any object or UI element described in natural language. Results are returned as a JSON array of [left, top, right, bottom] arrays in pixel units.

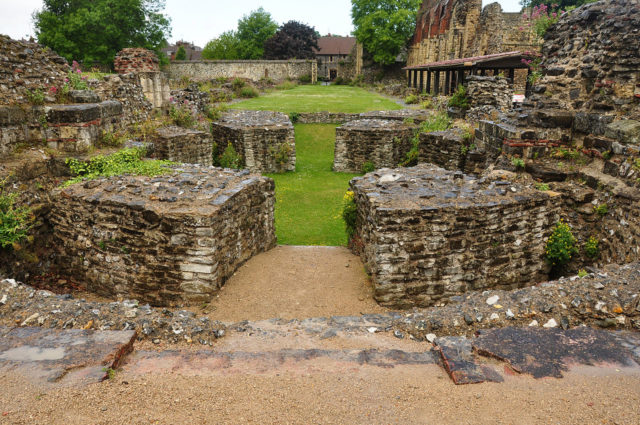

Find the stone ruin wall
[[350, 164, 560, 308], [333, 119, 417, 173], [168, 60, 318, 84], [534, 0, 640, 120], [50, 166, 276, 306], [114, 48, 160, 74], [152, 126, 213, 166], [418, 128, 467, 171], [465, 75, 513, 112], [296, 109, 434, 125], [407, 0, 539, 67], [211, 111, 296, 173]]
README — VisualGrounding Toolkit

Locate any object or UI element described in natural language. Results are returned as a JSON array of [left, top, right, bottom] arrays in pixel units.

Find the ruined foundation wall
[[152, 126, 213, 165], [168, 60, 317, 84], [466, 75, 513, 112], [351, 165, 560, 308], [50, 167, 276, 306], [333, 119, 416, 172], [418, 128, 467, 171]]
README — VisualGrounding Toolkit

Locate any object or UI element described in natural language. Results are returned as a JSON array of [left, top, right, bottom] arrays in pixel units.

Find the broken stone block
[[605, 120, 640, 145]]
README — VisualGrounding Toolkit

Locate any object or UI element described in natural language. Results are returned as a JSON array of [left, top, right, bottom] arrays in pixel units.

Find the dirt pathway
[[204, 245, 387, 322]]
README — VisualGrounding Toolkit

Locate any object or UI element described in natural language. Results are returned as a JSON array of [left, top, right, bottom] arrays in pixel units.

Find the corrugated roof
[[315, 37, 356, 55], [404, 51, 524, 70]]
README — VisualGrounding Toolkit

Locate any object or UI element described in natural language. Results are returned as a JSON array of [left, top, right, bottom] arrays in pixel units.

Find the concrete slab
[[0, 326, 136, 386]]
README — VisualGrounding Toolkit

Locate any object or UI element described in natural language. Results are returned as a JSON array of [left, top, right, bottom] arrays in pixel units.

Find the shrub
[[545, 220, 578, 268], [218, 142, 242, 169], [288, 112, 300, 123], [404, 94, 419, 104], [447, 84, 469, 110], [361, 161, 375, 174], [99, 130, 128, 148], [25, 88, 45, 105], [584, 236, 599, 259], [169, 103, 196, 128], [276, 81, 297, 90], [535, 182, 550, 191], [63, 148, 173, 187], [270, 142, 292, 170], [341, 190, 357, 239], [231, 78, 245, 90], [400, 112, 452, 167], [594, 203, 608, 217], [298, 74, 312, 84], [205, 103, 228, 121], [238, 86, 259, 98], [578, 269, 588, 278], [0, 180, 34, 249], [67, 61, 89, 91], [511, 157, 525, 170]]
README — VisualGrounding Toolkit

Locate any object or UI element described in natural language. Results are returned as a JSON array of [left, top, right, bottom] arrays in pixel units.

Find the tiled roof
[[404, 51, 525, 70], [314, 37, 356, 55]]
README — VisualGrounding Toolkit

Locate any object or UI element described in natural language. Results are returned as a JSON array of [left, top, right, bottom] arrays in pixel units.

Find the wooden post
[[413, 70, 418, 89], [426, 71, 432, 94], [525, 68, 532, 98], [508, 68, 515, 84], [419, 71, 424, 93], [480, 69, 486, 76], [434, 71, 440, 95], [407, 70, 411, 88], [444, 70, 451, 95], [458, 69, 465, 87]]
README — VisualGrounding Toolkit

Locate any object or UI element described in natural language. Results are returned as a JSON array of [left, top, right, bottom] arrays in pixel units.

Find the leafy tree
[[351, 0, 421, 65], [236, 8, 278, 59], [33, 0, 171, 67], [175, 45, 186, 60], [202, 31, 242, 60], [263, 21, 319, 60]]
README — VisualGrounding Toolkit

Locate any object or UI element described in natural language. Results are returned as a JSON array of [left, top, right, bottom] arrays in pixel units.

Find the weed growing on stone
[[0, 179, 34, 249], [218, 142, 242, 169], [594, 203, 608, 217], [447, 84, 469, 110], [169, 103, 197, 128], [401, 112, 452, 167], [584, 236, 600, 259], [98, 129, 128, 148], [535, 182, 550, 191], [511, 157, 525, 170], [361, 161, 375, 174], [63, 148, 173, 187], [25, 88, 45, 105], [545, 220, 578, 268], [288, 112, 300, 123], [341, 190, 357, 240], [404, 94, 419, 104], [578, 269, 588, 278], [269, 142, 293, 171], [102, 367, 116, 380]]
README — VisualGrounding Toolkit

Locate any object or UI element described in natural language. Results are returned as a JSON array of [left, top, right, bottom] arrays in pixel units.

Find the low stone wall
[[418, 128, 467, 171], [296, 109, 433, 124], [333, 119, 417, 172], [0, 101, 125, 155], [50, 166, 276, 306], [350, 164, 560, 308], [152, 126, 213, 165], [168, 60, 317, 84], [211, 110, 296, 173], [466, 75, 513, 112], [89, 74, 153, 122], [296, 112, 360, 124]]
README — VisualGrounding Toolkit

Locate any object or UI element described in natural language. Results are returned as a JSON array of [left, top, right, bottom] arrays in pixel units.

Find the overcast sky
[[1, 0, 523, 48]]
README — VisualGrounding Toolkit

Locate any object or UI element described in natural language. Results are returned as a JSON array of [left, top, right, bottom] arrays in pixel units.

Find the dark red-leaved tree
[[263, 21, 319, 60]]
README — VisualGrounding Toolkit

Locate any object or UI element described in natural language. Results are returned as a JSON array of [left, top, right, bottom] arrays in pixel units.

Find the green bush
[[238, 86, 259, 98], [288, 112, 300, 123], [298, 74, 312, 84], [218, 142, 242, 169], [99, 130, 128, 148], [584, 236, 599, 259], [361, 161, 375, 174], [63, 148, 173, 187], [594, 203, 608, 217], [401, 112, 452, 167], [169, 104, 196, 128], [25, 88, 45, 105], [341, 190, 357, 239], [404, 94, 419, 104], [545, 220, 578, 268], [276, 81, 297, 90], [232, 78, 246, 90], [511, 157, 525, 170], [0, 181, 33, 249], [447, 84, 469, 110], [535, 183, 550, 191]]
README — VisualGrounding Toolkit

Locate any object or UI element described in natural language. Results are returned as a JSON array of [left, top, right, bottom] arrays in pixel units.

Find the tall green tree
[[174, 45, 186, 60], [351, 0, 421, 65], [236, 8, 278, 59], [263, 21, 319, 60], [202, 31, 242, 60], [33, 0, 171, 67]]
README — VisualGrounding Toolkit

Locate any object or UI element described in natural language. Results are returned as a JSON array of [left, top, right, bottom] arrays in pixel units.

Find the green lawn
[[232, 85, 403, 114], [266, 124, 358, 246]]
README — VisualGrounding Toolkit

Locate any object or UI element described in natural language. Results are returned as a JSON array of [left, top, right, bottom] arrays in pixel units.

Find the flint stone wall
[[350, 164, 560, 308], [152, 126, 213, 166], [466, 75, 513, 112], [296, 110, 434, 124], [418, 128, 467, 171], [88, 74, 153, 122], [50, 166, 276, 306], [114, 48, 160, 74], [168, 60, 317, 84], [333, 119, 417, 172], [536, 0, 640, 119], [211, 111, 296, 173]]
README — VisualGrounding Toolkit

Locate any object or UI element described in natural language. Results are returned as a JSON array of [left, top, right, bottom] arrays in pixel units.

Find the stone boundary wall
[[50, 166, 276, 306], [350, 164, 560, 308], [296, 112, 361, 124], [211, 111, 296, 173], [296, 110, 433, 124], [168, 60, 318, 84], [152, 126, 213, 165], [333, 119, 417, 172], [418, 128, 467, 171]]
